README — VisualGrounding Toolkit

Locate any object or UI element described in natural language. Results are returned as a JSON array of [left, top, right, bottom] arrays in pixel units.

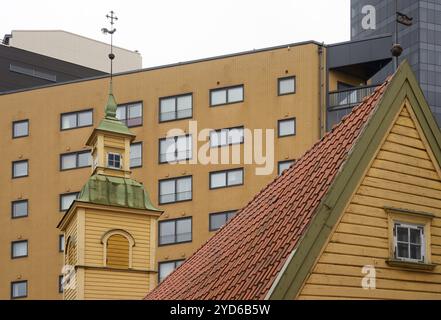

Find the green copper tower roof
[[78, 174, 161, 212]]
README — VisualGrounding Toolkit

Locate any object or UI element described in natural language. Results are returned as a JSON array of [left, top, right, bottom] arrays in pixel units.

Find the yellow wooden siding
[[104, 136, 125, 149], [84, 269, 150, 300], [298, 105, 441, 299], [63, 214, 78, 300], [84, 210, 152, 269], [106, 235, 130, 268]]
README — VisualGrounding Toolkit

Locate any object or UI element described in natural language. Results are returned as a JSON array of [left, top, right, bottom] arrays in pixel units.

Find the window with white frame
[[59, 234, 65, 252], [158, 260, 185, 282], [116, 102, 143, 127], [210, 85, 244, 106], [278, 118, 296, 137], [159, 176, 192, 204], [210, 126, 244, 148], [393, 222, 425, 263], [159, 135, 192, 163], [130, 142, 142, 168], [160, 94, 192, 122], [278, 160, 295, 175], [12, 240, 28, 258], [210, 168, 244, 189], [107, 153, 122, 169]]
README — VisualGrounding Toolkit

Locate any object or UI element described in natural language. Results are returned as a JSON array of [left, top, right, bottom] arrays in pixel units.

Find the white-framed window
[[12, 160, 28, 178], [210, 85, 244, 106], [130, 142, 142, 168], [210, 126, 244, 148], [61, 109, 93, 130], [12, 240, 28, 258], [393, 222, 425, 263], [11, 281, 27, 299], [59, 234, 65, 252], [209, 210, 236, 231], [278, 118, 296, 137], [158, 217, 192, 246], [210, 168, 244, 189], [159, 94, 192, 122], [107, 153, 122, 169], [116, 102, 143, 127], [158, 260, 185, 282], [278, 76, 296, 95], [13, 120, 29, 138], [159, 135, 192, 163], [60, 151, 91, 170], [159, 176, 192, 204], [60, 192, 79, 212], [12, 200, 28, 219], [278, 160, 295, 175]]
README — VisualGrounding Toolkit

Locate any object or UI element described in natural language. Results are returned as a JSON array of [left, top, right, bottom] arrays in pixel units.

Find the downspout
[[318, 43, 325, 138]]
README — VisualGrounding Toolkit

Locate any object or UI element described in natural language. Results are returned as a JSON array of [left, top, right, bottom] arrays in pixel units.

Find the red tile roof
[[146, 80, 390, 300]]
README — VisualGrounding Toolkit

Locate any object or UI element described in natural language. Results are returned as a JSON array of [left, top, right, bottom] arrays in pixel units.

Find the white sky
[[2, 0, 351, 68]]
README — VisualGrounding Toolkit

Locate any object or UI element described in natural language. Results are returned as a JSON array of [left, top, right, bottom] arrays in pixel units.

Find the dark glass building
[[351, 0, 441, 125]]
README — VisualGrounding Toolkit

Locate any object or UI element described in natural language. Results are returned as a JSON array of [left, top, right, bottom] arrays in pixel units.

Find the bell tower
[[57, 11, 162, 300]]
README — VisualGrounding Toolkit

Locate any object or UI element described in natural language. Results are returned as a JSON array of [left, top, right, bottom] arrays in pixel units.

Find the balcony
[[328, 84, 379, 110]]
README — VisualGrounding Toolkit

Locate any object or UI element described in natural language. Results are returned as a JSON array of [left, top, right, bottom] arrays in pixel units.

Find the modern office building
[[0, 43, 105, 92], [0, 37, 391, 299], [351, 0, 441, 125], [4, 30, 142, 73]]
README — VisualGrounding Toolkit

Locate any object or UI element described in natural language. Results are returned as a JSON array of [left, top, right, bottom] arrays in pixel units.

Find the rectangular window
[[210, 168, 244, 189], [159, 135, 192, 163], [278, 160, 295, 175], [159, 93, 192, 122], [130, 142, 142, 168], [159, 176, 192, 205], [60, 151, 91, 171], [278, 118, 296, 137], [158, 260, 184, 282], [394, 222, 425, 263], [116, 102, 143, 127], [209, 210, 236, 231], [13, 120, 29, 138], [107, 153, 122, 169], [158, 217, 192, 246], [61, 109, 93, 130], [210, 85, 244, 106], [60, 192, 79, 212], [12, 200, 28, 219], [278, 76, 296, 95], [11, 281, 27, 299], [11, 240, 28, 259], [12, 160, 28, 178], [59, 234, 65, 252], [210, 126, 244, 148]]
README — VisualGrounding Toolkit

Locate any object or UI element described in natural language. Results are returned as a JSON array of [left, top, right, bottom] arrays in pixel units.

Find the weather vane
[[102, 10, 118, 83]]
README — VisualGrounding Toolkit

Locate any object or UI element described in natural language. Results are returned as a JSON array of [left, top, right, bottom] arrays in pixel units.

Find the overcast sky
[[2, 0, 350, 68]]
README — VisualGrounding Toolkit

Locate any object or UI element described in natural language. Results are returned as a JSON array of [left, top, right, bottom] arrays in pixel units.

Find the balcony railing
[[328, 84, 379, 110]]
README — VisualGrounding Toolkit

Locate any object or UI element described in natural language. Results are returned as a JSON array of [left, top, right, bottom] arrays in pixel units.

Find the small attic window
[[107, 153, 122, 169]]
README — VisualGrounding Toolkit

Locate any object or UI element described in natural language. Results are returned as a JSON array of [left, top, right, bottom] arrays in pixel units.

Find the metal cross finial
[[101, 10, 118, 84]]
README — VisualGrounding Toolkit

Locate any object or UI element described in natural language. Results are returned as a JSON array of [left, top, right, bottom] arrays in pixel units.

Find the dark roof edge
[[0, 40, 323, 96], [326, 33, 393, 47]]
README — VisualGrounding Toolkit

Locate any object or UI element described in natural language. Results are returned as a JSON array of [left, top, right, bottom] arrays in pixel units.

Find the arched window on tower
[[101, 230, 135, 269]]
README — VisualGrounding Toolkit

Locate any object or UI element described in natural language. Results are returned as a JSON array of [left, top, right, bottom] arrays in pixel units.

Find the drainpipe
[[318, 43, 325, 138]]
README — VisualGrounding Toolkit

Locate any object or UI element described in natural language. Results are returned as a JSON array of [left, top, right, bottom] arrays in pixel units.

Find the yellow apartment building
[[0, 37, 392, 299]]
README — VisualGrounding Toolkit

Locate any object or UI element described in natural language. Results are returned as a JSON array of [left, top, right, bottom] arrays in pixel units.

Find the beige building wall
[[0, 42, 363, 299], [9, 30, 142, 73]]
